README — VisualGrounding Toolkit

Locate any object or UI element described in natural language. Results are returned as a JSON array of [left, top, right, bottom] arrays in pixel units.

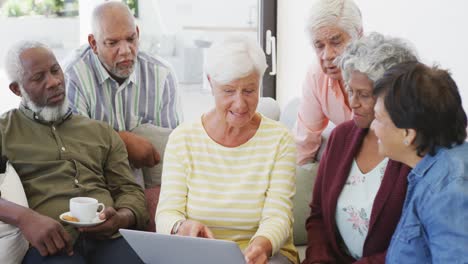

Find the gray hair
[[205, 35, 267, 84], [306, 0, 363, 42], [91, 1, 135, 36], [339, 32, 418, 84], [5, 40, 50, 84]]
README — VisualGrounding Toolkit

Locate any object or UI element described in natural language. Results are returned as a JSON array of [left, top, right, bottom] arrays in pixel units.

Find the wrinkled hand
[[18, 209, 73, 257], [78, 207, 134, 239], [244, 237, 272, 264], [119, 131, 160, 168], [176, 220, 214, 239]]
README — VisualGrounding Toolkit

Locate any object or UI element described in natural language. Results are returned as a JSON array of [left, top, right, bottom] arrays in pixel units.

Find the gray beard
[[20, 86, 69, 122], [109, 64, 134, 79], [101, 58, 135, 80]]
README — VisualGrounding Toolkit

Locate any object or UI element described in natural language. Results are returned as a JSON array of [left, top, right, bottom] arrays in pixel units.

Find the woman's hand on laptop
[[176, 219, 214, 239], [244, 236, 272, 264]]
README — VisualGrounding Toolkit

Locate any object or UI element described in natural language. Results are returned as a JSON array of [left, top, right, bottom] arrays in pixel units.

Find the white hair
[[5, 40, 69, 122], [339, 32, 419, 83], [205, 35, 268, 84], [91, 1, 135, 36], [306, 0, 363, 42], [5, 40, 49, 84]]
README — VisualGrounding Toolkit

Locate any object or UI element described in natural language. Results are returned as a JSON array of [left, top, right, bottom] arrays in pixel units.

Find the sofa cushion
[[292, 163, 318, 246], [257, 97, 281, 121], [279, 97, 300, 130], [0, 162, 29, 264]]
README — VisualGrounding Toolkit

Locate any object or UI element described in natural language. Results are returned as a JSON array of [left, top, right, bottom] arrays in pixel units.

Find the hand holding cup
[[69, 197, 105, 222]]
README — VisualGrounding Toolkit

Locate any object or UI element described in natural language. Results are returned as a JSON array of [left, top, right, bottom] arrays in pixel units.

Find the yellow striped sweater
[[156, 114, 298, 263]]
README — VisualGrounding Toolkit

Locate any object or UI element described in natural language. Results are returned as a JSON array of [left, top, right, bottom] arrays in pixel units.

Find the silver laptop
[[120, 229, 246, 264]]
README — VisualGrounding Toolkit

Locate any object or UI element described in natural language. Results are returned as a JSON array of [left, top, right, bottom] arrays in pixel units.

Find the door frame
[[259, 0, 277, 99]]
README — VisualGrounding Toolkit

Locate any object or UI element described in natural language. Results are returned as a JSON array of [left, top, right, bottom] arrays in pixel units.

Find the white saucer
[[59, 212, 105, 227]]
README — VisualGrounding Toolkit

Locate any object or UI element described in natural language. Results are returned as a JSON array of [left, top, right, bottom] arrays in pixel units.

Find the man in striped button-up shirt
[[64, 2, 182, 169]]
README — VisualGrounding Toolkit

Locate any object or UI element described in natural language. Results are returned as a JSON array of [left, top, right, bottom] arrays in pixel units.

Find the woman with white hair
[[156, 35, 298, 264], [303, 33, 417, 264], [294, 0, 363, 165]]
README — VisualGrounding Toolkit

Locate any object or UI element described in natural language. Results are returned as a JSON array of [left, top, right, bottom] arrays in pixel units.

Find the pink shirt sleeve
[[293, 65, 352, 165]]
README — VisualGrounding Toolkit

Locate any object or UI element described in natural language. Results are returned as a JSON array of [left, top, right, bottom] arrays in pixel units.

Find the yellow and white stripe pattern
[[156, 114, 298, 263]]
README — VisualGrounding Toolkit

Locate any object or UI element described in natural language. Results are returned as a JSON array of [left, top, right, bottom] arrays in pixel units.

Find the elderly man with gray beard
[[65, 2, 182, 172], [0, 40, 148, 263]]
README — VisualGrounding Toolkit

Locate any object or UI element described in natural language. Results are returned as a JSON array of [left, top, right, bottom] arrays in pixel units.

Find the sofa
[[0, 161, 30, 264]]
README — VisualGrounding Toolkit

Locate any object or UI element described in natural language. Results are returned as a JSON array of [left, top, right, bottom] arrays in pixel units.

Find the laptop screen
[[120, 229, 246, 264]]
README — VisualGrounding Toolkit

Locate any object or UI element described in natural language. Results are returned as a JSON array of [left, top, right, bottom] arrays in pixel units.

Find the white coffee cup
[[69, 197, 105, 222]]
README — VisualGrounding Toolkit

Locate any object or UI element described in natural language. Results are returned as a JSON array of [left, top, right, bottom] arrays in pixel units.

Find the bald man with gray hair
[[64, 1, 182, 174]]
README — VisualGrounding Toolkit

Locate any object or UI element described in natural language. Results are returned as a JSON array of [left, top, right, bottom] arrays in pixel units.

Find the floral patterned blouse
[[335, 157, 389, 259]]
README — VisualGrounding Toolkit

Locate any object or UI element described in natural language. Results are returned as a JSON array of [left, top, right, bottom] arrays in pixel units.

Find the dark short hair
[[374, 61, 467, 157]]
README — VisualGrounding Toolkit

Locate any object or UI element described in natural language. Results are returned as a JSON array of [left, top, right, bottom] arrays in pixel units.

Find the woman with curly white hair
[[303, 32, 417, 264]]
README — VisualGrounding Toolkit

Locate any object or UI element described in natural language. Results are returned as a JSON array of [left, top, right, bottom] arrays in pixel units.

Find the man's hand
[[244, 236, 272, 264], [78, 207, 135, 239], [118, 131, 160, 168], [176, 219, 214, 239], [17, 209, 73, 257]]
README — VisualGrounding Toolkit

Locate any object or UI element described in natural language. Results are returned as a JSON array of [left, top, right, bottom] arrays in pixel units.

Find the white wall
[[277, 0, 468, 112], [277, 0, 311, 108]]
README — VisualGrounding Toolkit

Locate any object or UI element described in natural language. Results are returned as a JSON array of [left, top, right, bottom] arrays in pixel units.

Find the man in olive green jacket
[[0, 41, 149, 263]]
